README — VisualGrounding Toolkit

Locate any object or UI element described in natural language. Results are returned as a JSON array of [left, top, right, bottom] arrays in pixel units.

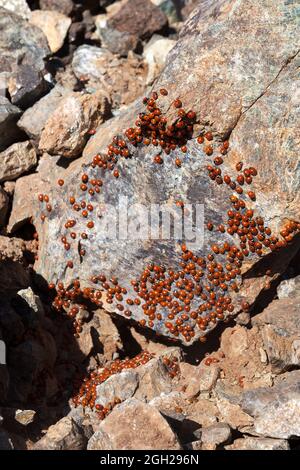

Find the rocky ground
[[0, 0, 299, 451]]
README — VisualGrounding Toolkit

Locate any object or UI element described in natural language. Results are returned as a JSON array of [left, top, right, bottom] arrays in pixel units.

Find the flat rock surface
[[33, 0, 300, 345]]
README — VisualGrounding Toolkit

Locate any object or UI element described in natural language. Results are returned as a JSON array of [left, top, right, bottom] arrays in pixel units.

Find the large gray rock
[[0, 97, 22, 151], [198, 422, 232, 450], [96, 370, 139, 407], [32, 0, 300, 345], [18, 85, 69, 141], [239, 370, 300, 439], [8, 64, 49, 109], [277, 275, 300, 300], [252, 297, 300, 373], [0, 9, 50, 106]]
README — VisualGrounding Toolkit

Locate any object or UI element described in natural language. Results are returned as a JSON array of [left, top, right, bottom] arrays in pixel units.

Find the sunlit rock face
[[34, 0, 300, 344]]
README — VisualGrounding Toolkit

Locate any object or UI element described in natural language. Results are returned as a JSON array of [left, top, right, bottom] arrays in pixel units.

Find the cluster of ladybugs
[[38, 89, 299, 346]]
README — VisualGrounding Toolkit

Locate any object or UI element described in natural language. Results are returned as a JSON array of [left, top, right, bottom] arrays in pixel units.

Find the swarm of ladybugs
[[72, 351, 154, 419], [38, 88, 300, 345]]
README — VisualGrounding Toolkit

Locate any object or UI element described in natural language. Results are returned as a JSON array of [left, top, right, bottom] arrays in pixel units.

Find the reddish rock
[[98, 398, 182, 450], [39, 91, 111, 158]]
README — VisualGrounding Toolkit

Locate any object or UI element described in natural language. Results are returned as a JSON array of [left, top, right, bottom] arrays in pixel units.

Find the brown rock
[[39, 91, 111, 158], [76, 324, 94, 357], [0, 235, 25, 262], [92, 309, 123, 362], [14, 409, 36, 426], [3, 181, 15, 197], [29, 10, 71, 54], [8, 173, 45, 233], [0, 236, 29, 294], [179, 362, 220, 399], [33, 417, 87, 450], [0, 187, 9, 227], [215, 399, 254, 430], [187, 399, 219, 427], [181, 0, 200, 20], [39, 0, 74, 17], [97, 0, 168, 55], [156, 0, 299, 139], [0, 141, 37, 183], [71, 45, 147, 109], [227, 56, 300, 228], [225, 437, 290, 450], [149, 391, 188, 415], [99, 398, 181, 449], [218, 325, 272, 393]]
